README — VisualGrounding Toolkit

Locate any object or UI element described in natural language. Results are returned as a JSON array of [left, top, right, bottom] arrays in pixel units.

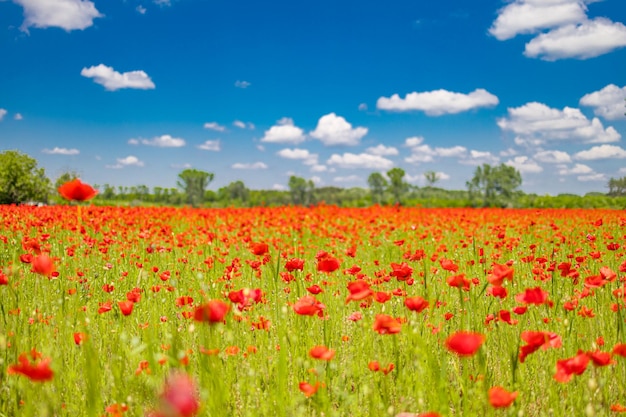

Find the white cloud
[[524, 18, 626, 60], [233, 120, 254, 130], [461, 150, 500, 165], [500, 148, 518, 157], [204, 122, 226, 132], [327, 153, 394, 170], [311, 164, 328, 172], [333, 175, 362, 183], [0, 109, 6, 121], [273, 184, 287, 191], [558, 163, 593, 175], [170, 163, 192, 169], [580, 84, 626, 120], [574, 144, 626, 160], [497, 102, 620, 146], [505, 156, 543, 173], [404, 139, 466, 163], [434, 145, 467, 158], [405, 144, 435, 164], [534, 150, 572, 163], [42, 147, 80, 155], [128, 135, 185, 147], [261, 117, 306, 144], [81, 64, 156, 91], [154, 0, 171, 6], [106, 155, 144, 169], [377, 88, 499, 115], [489, 0, 588, 41], [404, 136, 425, 147], [358, 103, 368, 111], [276, 148, 318, 165], [14, 113, 23, 120], [13, 0, 102, 32], [578, 173, 606, 182], [136, 5, 147, 14], [232, 162, 268, 170], [366, 144, 399, 156], [235, 80, 251, 88], [310, 113, 368, 146], [197, 140, 220, 151]]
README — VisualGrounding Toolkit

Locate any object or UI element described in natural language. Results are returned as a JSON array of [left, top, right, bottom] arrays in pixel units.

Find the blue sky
[[1, 0, 625, 195]]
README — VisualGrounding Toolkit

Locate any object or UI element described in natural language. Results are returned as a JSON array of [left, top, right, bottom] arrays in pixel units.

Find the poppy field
[[1, 204, 625, 417]]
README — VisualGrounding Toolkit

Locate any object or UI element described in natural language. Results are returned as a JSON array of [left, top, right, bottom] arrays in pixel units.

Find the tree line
[[1, 150, 625, 209]]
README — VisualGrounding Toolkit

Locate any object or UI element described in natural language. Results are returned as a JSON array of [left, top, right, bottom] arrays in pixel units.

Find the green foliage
[[424, 170, 440, 187], [466, 163, 522, 207], [386, 167, 408, 205], [177, 168, 214, 207], [367, 172, 388, 205], [0, 150, 51, 204], [288, 176, 315, 205], [608, 176, 626, 196]]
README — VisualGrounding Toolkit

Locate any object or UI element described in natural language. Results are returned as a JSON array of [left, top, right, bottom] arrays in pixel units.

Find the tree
[[288, 176, 315, 205], [177, 169, 214, 207], [466, 163, 522, 207], [0, 150, 51, 204], [608, 176, 626, 196], [219, 180, 250, 206], [424, 171, 440, 187], [386, 167, 408, 205], [367, 172, 388, 204]]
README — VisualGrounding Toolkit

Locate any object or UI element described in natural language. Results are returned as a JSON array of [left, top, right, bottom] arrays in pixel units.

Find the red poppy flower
[[405, 296, 429, 313], [250, 242, 269, 256], [488, 386, 518, 408], [32, 254, 54, 277], [372, 314, 402, 335], [554, 350, 589, 383], [118, 300, 134, 316], [439, 259, 459, 272], [299, 381, 320, 397], [447, 274, 471, 291], [611, 404, 626, 412], [0, 271, 7, 285], [176, 296, 194, 307], [309, 346, 335, 361], [374, 292, 392, 303], [368, 361, 381, 371], [317, 257, 340, 273], [345, 281, 373, 303], [8, 353, 54, 382], [160, 372, 200, 417], [515, 287, 550, 305], [390, 262, 413, 281], [445, 331, 485, 356], [73, 332, 87, 345], [58, 179, 98, 202], [613, 343, 626, 357], [98, 301, 113, 314], [193, 300, 230, 324], [519, 331, 562, 363], [487, 263, 514, 287], [587, 350, 614, 366], [306, 284, 323, 295], [228, 288, 263, 310], [487, 285, 507, 299], [293, 295, 326, 317], [285, 258, 305, 272]]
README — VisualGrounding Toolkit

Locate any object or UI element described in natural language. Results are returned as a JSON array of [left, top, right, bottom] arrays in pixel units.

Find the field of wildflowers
[[1, 200, 625, 416]]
